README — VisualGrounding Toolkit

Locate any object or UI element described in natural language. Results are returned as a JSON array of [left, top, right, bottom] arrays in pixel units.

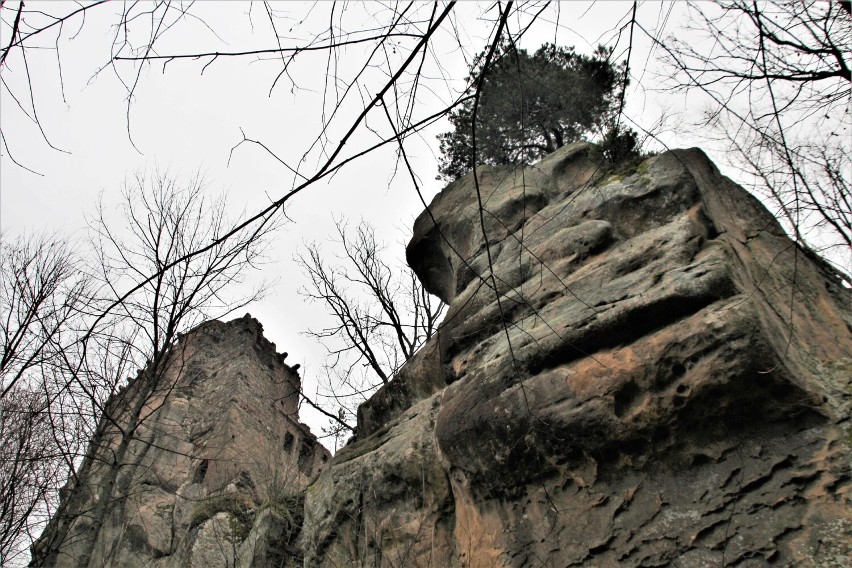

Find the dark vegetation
[[438, 42, 640, 181]]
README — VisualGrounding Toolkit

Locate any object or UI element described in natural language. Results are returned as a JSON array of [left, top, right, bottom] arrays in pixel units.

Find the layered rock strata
[[303, 144, 851, 566], [31, 315, 329, 568], [31, 144, 851, 567]]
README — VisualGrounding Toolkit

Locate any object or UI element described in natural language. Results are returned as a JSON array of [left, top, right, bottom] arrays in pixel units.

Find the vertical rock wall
[[31, 315, 329, 568], [303, 144, 851, 567], [31, 144, 850, 567]]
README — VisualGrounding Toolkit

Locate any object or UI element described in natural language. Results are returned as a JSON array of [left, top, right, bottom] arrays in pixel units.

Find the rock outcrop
[[31, 315, 330, 568], [32, 144, 851, 567], [303, 144, 851, 566]]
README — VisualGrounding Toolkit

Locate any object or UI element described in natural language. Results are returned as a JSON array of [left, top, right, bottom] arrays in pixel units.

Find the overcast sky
[[1, 1, 732, 442]]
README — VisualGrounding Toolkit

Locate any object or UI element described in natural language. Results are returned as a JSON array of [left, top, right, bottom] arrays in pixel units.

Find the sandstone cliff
[[32, 144, 851, 567], [31, 315, 330, 568], [302, 144, 851, 567]]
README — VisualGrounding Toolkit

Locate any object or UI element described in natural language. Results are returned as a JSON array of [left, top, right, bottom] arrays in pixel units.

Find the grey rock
[[31, 317, 329, 568]]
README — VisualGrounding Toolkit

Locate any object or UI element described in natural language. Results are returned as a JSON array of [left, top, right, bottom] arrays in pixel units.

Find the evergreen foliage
[[438, 43, 636, 180]]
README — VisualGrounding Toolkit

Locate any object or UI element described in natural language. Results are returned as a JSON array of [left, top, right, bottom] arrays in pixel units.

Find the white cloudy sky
[[0, 1, 745, 439]]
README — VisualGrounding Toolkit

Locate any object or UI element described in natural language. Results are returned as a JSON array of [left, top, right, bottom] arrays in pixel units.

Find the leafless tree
[[653, 0, 851, 274], [0, 387, 66, 566], [0, 234, 89, 564], [8, 1, 844, 274], [298, 220, 445, 435], [7, 2, 846, 563], [0, 235, 88, 400], [28, 169, 277, 567]]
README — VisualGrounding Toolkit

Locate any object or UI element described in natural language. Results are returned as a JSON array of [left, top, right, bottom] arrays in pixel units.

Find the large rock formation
[[302, 144, 851, 566], [31, 315, 330, 568], [32, 144, 851, 567]]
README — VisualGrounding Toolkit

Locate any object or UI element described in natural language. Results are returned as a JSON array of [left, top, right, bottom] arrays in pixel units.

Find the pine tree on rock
[[437, 43, 632, 180]]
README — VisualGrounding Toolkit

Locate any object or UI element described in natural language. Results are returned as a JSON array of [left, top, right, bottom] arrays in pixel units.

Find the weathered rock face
[[303, 144, 852, 566], [33, 144, 851, 567], [31, 315, 330, 568]]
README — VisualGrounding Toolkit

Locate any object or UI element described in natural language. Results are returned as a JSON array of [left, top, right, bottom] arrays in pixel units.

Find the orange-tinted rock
[[33, 143, 851, 567], [305, 144, 851, 566]]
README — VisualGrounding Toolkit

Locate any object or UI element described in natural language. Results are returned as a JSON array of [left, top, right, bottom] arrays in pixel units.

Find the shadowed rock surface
[[303, 144, 851, 567], [31, 316, 329, 568]]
